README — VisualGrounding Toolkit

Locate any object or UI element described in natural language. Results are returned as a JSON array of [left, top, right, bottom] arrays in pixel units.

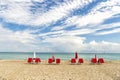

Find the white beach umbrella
[[33, 51, 36, 58]]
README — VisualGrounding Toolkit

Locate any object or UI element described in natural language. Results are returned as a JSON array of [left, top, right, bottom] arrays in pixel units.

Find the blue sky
[[0, 0, 120, 53]]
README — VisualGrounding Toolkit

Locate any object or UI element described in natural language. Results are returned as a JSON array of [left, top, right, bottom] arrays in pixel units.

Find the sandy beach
[[0, 60, 120, 80]]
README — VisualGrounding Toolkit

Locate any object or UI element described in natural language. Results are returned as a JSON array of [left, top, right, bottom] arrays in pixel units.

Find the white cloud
[[96, 22, 120, 30], [90, 22, 120, 35], [62, 29, 95, 36], [38, 28, 95, 38], [64, 0, 120, 29], [51, 26, 64, 31], [86, 40, 120, 53], [38, 30, 64, 37], [39, 36, 120, 53], [96, 28, 120, 35], [0, 0, 94, 26], [0, 0, 32, 25], [91, 0, 120, 13], [65, 11, 112, 28], [0, 23, 120, 52], [0, 24, 38, 52], [42, 36, 86, 52], [0, 24, 37, 44], [30, 0, 94, 26], [32, 0, 46, 3], [0, 0, 120, 52]]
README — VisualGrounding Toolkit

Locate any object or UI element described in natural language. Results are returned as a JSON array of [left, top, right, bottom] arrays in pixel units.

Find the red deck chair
[[91, 58, 97, 63], [48, 58, 53, 64], [78, 58, 84, 64], [27, 58, 33, 63], [98, 58, 104, 64], [91, 54, 97, 64], [71, 58, 76, 64], [35, 58, 41, 63], [56, 58, 60, 64]]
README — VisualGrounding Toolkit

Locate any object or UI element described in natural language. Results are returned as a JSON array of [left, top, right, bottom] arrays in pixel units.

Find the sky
[[0, 0, 120, 53]]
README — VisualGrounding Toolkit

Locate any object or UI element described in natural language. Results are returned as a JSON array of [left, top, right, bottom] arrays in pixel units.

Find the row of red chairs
[[27, 58, 41, 64], [70, 52, 84, 64], [70, 58, 104, 64], [27, 57, 60, 64], [27, 58, 104, 64], [48, 58, 60, 64], [91, 58, 104, 64], [90, 54, 104, 64], [71, 58, 84, 64], [71, 52, 104, 64], [27, 53, 104, 64]]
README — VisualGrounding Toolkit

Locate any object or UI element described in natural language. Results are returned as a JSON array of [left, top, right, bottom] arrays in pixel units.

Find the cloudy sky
[[0, 0, 120, 53]]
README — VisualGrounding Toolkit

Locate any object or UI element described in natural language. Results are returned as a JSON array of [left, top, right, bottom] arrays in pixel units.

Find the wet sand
[[0, 60, 120, 80]]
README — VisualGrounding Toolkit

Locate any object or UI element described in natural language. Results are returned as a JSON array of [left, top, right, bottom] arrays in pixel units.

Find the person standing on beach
[[52, 54, 55, 62]]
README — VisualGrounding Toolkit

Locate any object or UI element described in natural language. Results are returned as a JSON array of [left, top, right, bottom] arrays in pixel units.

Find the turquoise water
[[0, 52, 120, 60]]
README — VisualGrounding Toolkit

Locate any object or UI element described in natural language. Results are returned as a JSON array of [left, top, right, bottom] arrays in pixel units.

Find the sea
[[0, 52, 120, 60]]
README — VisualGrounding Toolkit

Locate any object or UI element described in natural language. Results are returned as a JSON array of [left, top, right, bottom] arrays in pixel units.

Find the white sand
[[0, 60, 120, 80]]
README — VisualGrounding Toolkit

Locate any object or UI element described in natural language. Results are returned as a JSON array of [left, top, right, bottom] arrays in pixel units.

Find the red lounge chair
[[27, 58, 33, 63], [48, 58, 53, 64], [98, 58, 104, 64], [78, 58, 84, 63], [71, 58, 76, 64], [56, 58, 60, 64], [35, 58, 41, 63], [91, 54, 97, 64], [91, 58, 97, 63]]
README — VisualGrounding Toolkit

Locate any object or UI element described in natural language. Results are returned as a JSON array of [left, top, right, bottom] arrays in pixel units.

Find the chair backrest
[[71, 58, 76, 63], [27, 58, 33, 63], [91, 58, 97, 63], [56, 58, 60, 64], [78, 58, 84, 63], [48, 58, 53, 64], [98, 58, 104, 63]]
